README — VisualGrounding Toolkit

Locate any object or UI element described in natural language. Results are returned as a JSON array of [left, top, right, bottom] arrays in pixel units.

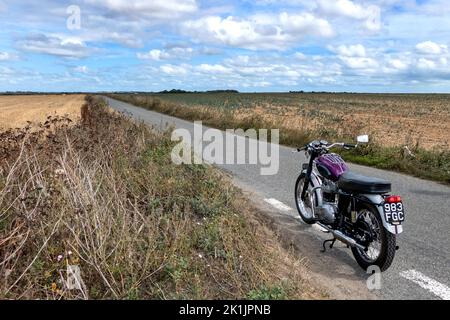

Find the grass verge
[[107, 94, 450, 184], [0, 96, 325, 299]]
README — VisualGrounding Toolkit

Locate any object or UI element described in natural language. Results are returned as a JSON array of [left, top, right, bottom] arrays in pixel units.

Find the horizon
[[1, 1, 450, 93], [2, 90, 450, 95]]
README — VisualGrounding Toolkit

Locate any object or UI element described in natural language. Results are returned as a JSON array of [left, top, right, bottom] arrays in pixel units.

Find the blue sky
[[1, 0, 450, 92]]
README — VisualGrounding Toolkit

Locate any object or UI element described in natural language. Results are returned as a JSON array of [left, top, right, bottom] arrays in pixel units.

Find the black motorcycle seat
[[338, 171, 391, 194]]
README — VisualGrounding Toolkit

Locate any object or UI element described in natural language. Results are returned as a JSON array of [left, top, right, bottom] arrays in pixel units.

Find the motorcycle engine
[[315, 180, 338, 224]]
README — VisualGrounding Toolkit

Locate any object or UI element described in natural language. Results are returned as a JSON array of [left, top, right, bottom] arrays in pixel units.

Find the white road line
[[312, 224, 328, 232], [264, 198, 293, 212], [263, 198, 330, 233], [399, 270, 450, 300]]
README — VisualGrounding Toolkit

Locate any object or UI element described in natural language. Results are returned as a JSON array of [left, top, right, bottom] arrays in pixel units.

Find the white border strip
[[264, 198, 293, 212], [400, 269, 450, 300]]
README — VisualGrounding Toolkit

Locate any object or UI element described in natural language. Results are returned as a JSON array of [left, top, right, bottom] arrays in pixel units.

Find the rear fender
[[359, 194, 403, 235]]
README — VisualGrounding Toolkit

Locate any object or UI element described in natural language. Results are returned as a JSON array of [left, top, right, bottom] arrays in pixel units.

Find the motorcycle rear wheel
[[351, 203, 396, 272]]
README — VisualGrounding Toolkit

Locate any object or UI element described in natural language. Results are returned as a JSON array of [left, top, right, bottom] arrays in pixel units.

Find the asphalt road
[[104, 96, 450, 300]]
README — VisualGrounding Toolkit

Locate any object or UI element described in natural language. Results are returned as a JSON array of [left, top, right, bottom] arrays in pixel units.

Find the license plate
[[383, 202, 405, 225]]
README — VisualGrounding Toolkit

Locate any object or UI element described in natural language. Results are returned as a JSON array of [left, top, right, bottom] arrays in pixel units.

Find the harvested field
[[0, 95, 85, 129]]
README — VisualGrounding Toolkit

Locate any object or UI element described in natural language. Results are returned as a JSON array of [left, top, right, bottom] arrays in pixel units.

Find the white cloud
[[196, 64, 232, 74], [85, 0, 198, 19], [293, 52, 307, 60], [137, 47, 195, 61], [0, 52, 16, 61], [416, 41, 448, 55], [331, 44, 379, 71], [137, 49, 168, 61], [333, 44, 366, 57], [340, 57, 379, 70], [417, 58, 436, 70], [317, 0, 368, 18], [387, 58, 409, 71], [317, 0, 381, 31], [182, 13, 334, 50], [17, 34, 93, 58], [160, 64, 188, 76]]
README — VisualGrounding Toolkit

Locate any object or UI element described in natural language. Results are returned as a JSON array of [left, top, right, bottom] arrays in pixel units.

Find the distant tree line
[[157, 89, 240, 94]]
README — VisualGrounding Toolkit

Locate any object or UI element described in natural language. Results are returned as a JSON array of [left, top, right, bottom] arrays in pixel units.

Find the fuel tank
[[315, 153, 348, 181]]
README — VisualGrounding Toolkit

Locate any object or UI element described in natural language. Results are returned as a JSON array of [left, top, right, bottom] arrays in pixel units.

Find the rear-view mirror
[[357, 135, 369, 144]]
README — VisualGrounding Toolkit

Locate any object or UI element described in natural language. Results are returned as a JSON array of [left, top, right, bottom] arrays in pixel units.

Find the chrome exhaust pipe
[[317, 223, 366, 251]]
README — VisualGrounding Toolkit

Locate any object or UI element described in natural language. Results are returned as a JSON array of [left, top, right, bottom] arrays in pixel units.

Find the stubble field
[[0, 94, 85, 129]]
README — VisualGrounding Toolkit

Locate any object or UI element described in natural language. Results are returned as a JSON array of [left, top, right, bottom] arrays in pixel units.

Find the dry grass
[[0, 94, 84, 130], [0, 96, 325, 300]]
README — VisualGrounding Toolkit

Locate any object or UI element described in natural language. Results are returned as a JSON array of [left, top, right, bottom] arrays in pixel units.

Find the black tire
[[294, 173, 316, 224], [351, 203, 396, 272]]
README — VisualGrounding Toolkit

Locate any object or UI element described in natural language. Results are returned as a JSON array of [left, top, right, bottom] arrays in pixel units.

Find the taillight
[[385, 195, 402, 203]]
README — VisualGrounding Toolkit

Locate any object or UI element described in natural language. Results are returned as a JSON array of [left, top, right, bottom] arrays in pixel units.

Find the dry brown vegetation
[[0, 94, 84, 130], [0, 96, 326, 299]]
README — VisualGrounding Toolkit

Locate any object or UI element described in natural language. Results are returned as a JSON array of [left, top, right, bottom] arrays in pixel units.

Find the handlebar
[[293, 141, 357, 153]]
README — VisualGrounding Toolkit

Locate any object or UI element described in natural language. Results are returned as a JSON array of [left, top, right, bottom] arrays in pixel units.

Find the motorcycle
[[294, 135, 404, 271]]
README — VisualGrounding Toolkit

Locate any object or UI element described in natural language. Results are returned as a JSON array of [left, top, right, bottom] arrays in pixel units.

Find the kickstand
[[321, 238, 336, 253]]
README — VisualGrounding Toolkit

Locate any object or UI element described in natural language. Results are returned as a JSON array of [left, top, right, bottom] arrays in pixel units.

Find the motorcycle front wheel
[[295, 172, 317, 224], [351, 203, 397, 272]]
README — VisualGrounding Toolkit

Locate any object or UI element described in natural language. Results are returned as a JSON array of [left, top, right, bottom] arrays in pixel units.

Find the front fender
[[360, 194, 403, 235], [302, 169, 323, 208]]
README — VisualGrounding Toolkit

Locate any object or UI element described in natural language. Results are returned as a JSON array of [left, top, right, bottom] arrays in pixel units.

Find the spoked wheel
[[351, 204, 396, 272], [295, 173, 316, 224]]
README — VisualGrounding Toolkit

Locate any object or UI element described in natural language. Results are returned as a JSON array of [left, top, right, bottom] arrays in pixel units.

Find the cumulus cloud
[[328, 41, 450, 81], [16, 34, 93, 58], [0, 52, 17, 61], [138, 49, 170, 61], [340, 57, 379, 70], [196, 64, 232, 74], [84, 0, 198, 19], [333, 44, 367, 57], [386, 58, 409, 72], [182, 13, 334, 50], [416, 41, 448, 55], [330, 44, 379, 72], [317, 0, 381, 31], [160, 64, 188, 76], [137, 47, 195, 61]]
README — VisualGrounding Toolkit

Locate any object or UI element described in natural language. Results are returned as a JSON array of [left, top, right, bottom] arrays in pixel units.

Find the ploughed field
[[150, 92, 450, 150], [0, 94, 85, 129], [109, 92, 450, 183]]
